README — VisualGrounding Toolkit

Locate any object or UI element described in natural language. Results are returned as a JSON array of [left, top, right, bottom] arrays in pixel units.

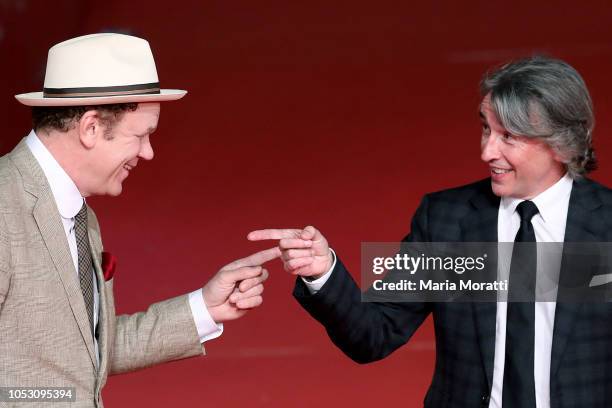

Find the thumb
[[301, 226, 328, 255], [301, 225, 318, 240]]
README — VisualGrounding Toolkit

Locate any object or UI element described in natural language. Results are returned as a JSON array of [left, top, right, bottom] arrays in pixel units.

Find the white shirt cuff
[[302, 248, 337, 294], [188, 289, 224, 343]]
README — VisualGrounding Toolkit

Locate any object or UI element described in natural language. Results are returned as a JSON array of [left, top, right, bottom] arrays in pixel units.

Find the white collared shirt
[[490, 174, 572, 408], [25, 130, 222, 366]]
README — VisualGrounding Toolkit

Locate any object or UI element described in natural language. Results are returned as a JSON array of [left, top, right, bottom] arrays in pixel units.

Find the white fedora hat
[[15, 33, 186, 106]]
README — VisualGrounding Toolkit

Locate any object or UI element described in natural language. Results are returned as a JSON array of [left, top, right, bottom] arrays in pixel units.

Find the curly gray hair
[[480, 56, 596, 178]]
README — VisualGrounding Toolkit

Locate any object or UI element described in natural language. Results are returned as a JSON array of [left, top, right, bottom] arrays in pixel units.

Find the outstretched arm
[[248, 216, 432, 363], [109, 247, 280, 374]]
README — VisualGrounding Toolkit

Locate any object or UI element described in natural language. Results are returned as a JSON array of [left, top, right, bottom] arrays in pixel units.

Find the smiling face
[[84, 102, 160, 196], [480, 94, 565, 199]]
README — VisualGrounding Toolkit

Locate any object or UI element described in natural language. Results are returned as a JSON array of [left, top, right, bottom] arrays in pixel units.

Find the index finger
[[225, 247, 282, 269], [247, 229, 302, 241]]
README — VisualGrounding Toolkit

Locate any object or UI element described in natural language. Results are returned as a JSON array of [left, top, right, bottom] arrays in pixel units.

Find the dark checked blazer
[[294, 177, 612, 408]]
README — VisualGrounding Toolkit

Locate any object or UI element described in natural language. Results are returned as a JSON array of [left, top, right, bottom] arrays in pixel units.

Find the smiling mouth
[[491, 167, 512, 174], [123, 164, 134, 171]]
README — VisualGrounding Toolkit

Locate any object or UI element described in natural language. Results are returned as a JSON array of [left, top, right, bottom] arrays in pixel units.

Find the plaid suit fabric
[[295, 177, 612, 408], [0, 140, 204, 407]]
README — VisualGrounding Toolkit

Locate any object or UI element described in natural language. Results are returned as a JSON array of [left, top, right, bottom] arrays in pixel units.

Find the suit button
[[481, 394, 490, 407]]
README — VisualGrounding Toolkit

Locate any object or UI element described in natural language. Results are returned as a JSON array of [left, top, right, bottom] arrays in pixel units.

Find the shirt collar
[[500, 173, 573, 223], [25, 130, 84, 219]]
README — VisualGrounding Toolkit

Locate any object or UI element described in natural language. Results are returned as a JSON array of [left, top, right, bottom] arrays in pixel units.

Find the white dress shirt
[[305, 174, 573, 408], [490, 174, 572, 408], [25, 130, 222, 366]]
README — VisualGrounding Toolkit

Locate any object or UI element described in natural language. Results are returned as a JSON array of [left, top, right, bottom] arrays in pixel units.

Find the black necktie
[[503, 200, 539, 407], [75, 202, 95, 336]]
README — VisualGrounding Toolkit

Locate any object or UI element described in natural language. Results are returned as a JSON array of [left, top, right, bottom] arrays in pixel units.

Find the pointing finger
[[225, 247, 281, 270], [221, 266, 263, 284], [248, 229, 302, 241]]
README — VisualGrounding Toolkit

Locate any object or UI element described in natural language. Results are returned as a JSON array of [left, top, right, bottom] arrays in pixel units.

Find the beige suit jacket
[[0, 140, 204, 407]]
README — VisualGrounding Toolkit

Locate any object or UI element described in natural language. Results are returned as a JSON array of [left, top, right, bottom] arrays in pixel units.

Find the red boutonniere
[[102, 252, 117, 281]]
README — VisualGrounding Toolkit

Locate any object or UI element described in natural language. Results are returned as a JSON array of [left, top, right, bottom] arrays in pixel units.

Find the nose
[[138, 136, 154, 161], [480, 133, 500, 163]]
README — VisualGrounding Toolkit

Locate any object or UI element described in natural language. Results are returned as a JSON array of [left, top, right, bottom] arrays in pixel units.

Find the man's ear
[[551, 145, 569, 165], [78, 110, 102, 149]]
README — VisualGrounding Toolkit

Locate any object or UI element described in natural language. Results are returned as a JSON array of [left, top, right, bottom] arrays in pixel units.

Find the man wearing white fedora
[[0, 33, 278, 407]]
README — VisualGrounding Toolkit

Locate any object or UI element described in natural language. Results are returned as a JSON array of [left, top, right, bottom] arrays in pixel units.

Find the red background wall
[[2, 2, 612, 406]]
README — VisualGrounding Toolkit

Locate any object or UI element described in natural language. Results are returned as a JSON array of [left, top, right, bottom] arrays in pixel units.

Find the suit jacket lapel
[[9, 139, 97, 368], [551, 178, 603, 379], [462, 181, 500, 390]]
